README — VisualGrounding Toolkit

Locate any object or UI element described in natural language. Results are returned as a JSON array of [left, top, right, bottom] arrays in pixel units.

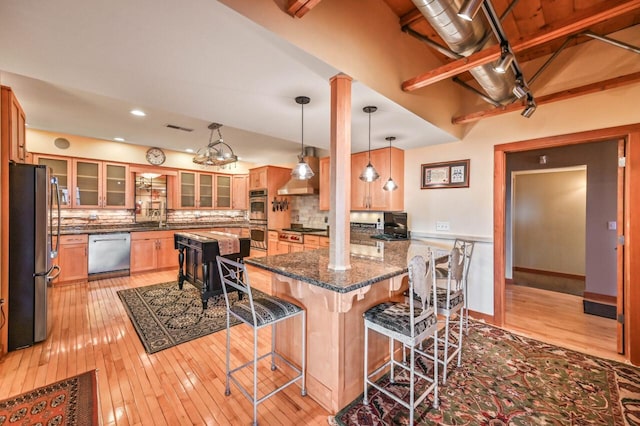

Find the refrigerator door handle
[[50, 176, 61, 259], [47, 264, 61, 281]]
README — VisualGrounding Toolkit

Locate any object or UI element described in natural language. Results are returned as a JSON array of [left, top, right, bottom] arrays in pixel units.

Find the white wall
[[404, 83, 640, 316]]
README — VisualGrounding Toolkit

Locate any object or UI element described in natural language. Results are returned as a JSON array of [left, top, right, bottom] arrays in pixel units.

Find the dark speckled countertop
[[245, 239, 433, 293], [59, 222, 250, 235]]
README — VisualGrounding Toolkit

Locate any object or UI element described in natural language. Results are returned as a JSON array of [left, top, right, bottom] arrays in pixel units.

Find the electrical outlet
[[436, 221, 450, 231]]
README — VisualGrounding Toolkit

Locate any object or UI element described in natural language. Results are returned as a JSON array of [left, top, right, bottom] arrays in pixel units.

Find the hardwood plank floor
[[504, 283, 625, 363], [0, 270, 331, 426], [0, 271, 628, 425]]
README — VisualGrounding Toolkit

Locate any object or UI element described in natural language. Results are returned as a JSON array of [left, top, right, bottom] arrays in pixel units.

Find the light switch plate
[[436, 221, 450, 231], [608, 221, 617, 230]]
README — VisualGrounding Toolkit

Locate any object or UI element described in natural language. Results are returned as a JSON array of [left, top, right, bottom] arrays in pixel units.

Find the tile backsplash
[[290, 195, 327, 229], [58, 209, 247, 227]]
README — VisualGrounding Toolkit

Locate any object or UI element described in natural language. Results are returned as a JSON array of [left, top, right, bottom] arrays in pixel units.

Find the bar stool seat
[[216, 256, 306, 426]]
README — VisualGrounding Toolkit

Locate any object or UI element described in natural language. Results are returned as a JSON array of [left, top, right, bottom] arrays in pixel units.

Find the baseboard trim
[[513, 266, 585, 281], [583, 291, 616, 305], [469, 309, 494, 324]]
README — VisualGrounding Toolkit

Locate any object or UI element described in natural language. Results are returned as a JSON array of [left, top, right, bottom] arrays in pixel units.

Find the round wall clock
[[146, 147, 166, 165]]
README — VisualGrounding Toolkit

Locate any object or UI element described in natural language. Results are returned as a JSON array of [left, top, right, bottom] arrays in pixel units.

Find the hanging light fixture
[[521, 93, 537, 118], [193, 123, 238, 167], [291, 96, 314, 180], [359, 106, 380, 182], [493, 43, 514, 74], [383, 136, 398, 191]]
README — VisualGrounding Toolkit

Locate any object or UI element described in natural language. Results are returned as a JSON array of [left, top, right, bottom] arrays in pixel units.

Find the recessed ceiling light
[[130, 109, 146, 117], [185, 148, 194, 153], [114, 137, 125, 142]]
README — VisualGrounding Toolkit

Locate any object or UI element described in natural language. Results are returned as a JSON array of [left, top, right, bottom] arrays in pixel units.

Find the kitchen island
[[245, 239, 432, 413]]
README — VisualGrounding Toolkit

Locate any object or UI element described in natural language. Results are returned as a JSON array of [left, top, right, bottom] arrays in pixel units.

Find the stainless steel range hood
[[277, 156, 320, 195]]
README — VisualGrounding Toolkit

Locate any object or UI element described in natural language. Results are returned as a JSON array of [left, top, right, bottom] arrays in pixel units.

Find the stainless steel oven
[[249, 189, 268, 221], [249, 220, 268, 251]]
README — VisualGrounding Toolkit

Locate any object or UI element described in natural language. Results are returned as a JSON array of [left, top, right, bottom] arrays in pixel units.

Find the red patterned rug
[[333, 321, 640, 425], [0, 370, 99, 425]]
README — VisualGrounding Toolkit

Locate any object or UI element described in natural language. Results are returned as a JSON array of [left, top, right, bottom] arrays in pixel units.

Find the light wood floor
[[0, 272, 627, 425], [0, 269, 330, 426], [504, 283, 625, 363]]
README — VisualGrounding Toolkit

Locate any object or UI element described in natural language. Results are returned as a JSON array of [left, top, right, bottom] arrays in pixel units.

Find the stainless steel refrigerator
[[8, 163, 60, 351]]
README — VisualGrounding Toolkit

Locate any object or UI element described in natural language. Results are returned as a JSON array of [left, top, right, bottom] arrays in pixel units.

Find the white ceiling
[[0, 0, 456, 166]]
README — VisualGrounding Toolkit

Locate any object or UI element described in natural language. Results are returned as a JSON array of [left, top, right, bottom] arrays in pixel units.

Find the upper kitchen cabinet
[[178, 171, 213, 209], [319, 157, 330, 211], [249, 167, 268, 190], [33, 154, 73, 208], [73, 159, 131, 208], [1, 86, 27, 163], [350, 147, 404, 211], [215, 174, 232, 209], [232, 175, 248, 210]]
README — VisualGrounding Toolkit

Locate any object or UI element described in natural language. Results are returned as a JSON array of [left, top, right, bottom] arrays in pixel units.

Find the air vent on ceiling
[[166, 124, 194, 132]]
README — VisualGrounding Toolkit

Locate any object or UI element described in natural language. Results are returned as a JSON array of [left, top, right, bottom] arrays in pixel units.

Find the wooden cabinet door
[[179, 171, 196, 208], [198, 173, 214, 208], [215, 174, 232, 209], [232, 175, 248, 210], [1, 86, 27, 163], [156, 237, 178, 269], [130, 238, 158, 272], [103, 162, 130, 208], [249, 168, 267, 189], [73, 159, 101, 208], [351, 152, 370, 210], [35, 155, 73, 208], [57, 236, 88, 283], [319, 157, 330, 211], [289, 244, 304, 253], [369, 148, 390, 211]]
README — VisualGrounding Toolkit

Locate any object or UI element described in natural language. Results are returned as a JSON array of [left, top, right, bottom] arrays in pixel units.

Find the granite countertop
[[59, 222, 250, 235], [245, 239, 433, 293]]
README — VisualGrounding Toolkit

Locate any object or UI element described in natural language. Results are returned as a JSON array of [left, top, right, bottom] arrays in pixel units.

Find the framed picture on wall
[[421, 159, 470, 189]]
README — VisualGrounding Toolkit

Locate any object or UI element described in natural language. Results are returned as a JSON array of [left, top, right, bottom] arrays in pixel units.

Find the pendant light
[[291, 96, 314, 180], [383, 136, 398, 191], [359, 106, 380, 182]]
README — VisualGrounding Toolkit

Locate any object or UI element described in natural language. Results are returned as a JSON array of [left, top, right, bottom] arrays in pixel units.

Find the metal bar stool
[[363, 252, 439, 424], [216, 256, 306, 426]]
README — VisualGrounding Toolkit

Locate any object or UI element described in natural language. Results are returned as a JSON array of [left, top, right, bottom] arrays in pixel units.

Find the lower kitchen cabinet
[[56, 234, 88, 284], [130, 230, 178, 273]]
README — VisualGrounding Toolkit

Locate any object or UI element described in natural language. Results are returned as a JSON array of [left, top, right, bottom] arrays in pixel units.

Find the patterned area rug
[[0, 370, 99, 425], [334, 321, 640, 425], [118, 281, 246, 354]]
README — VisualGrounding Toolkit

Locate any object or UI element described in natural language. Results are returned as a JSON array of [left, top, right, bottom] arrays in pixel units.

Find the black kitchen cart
[[174, 231, 250, 309]]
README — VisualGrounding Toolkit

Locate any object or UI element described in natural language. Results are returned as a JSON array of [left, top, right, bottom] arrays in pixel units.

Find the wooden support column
[[328, 74, 351, 270]]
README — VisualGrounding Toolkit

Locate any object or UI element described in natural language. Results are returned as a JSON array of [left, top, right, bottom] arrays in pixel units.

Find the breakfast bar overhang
[[245, 240, 432, 413]]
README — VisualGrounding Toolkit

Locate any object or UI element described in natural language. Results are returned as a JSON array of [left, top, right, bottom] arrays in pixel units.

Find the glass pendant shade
[[292, 96, 314, 180], [360, 163, 380, 182], [383, 177, 398, 191], [291, 155, 314, 179]]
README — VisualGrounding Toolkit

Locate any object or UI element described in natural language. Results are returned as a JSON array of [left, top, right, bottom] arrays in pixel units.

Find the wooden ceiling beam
[[287, 0, 323, 18], [451, 71, 640, 124], [401, 0, 640, 92], [399, 9, 425, 27]]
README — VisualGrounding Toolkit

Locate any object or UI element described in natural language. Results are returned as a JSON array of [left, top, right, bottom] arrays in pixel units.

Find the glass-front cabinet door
[[104, 163, 128, 207], [199, 173, 213, 208], [34, 154, 72, 208], [73, 159, 100, 208], [215, 174, 232, 209], [135, 173, 167, 223], [179, 171, 196, 208]]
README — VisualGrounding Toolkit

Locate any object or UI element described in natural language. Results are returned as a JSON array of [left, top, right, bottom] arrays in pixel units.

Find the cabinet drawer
[[60, 234, 88, 244], [304, 235, 320, 245], [319, 237, 330, 248]]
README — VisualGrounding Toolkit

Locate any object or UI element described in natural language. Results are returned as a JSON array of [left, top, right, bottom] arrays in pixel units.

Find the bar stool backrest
[[216, 256, 257, 326]]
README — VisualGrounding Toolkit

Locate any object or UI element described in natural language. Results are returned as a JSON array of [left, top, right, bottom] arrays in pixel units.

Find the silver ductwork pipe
[[411, 0, 516, 104]]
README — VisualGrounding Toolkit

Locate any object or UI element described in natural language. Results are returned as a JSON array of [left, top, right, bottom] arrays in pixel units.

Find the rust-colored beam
[[402, 0, 640, 92], [399, 9, 425, 27], [402, 45, 501, 91], [287, 0, 323, 18], [452, 71, 640, 124]]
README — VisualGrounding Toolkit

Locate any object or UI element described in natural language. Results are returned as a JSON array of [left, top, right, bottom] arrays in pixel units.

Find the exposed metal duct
[[411, 0, 516, 104]]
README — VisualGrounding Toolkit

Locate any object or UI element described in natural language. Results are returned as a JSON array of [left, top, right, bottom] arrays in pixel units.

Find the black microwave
[[383, 212, 408, 239]]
